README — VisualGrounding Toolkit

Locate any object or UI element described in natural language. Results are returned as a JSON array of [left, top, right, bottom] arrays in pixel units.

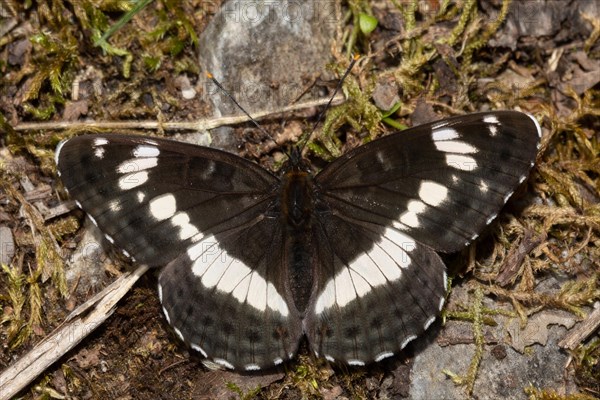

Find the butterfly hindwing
[[304, 214, 447, 365], [158, 215, 303, 370]]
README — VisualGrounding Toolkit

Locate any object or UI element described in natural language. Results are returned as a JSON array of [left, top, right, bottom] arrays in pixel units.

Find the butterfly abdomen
[[279, 166, 319, 314]]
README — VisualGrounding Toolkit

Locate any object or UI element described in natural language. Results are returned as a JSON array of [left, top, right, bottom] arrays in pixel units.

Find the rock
[[198, 0, 336, 152], [0, 226, 15, 265]]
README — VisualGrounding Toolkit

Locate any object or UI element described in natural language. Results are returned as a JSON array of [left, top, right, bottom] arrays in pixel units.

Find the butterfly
[[55, 110, 541, 371]]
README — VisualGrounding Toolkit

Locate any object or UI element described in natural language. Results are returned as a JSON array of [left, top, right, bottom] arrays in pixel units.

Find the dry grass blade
[[0, 265, 149, 400]]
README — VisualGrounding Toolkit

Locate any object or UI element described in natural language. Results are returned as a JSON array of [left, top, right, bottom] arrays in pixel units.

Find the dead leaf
[[507, 311, 577, 353]]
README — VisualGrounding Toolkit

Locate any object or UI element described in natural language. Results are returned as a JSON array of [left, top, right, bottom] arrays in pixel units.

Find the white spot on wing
[[93, 138, 108, 146], [434, 140, 478, 154], [117, 157, 158, 174], [478, 179, 489, 193], [483, 115, 499, 124], [173, 327, 184, 341], [398, 200, 426, 228], [191, 343, 207, 357], [118, 171, 149, 190], [424, 315, 436, 331], [171, 212, 200, 240], [315, 227, 412, 314], [401, 335, 417, 349], [231, 273, 252, 303], [418, 181, 448, 206], [374, 230, 409, 280], [149, 194, 177, 220], [54, 139, 67, 166], [315, 279, 336, 315], [162, 306, 171, 324], [486, 213, 498, 224], [432, 127, 459, 141], [524, 112, 542, 140], [94, 147, 105, 159], [187, 238, 215, 265], [273, 357, 283, 365], [335, 268, 356, 307], [108, 199, 121, 212], [325, 355, 335, 362], [246, 271, 268, 312], [200, 252, 229, 288], [187, 238, 289, 317], [348, 359, 365, 366], [133, 145, 160, 158], [136, 191, 145, 203], [157, 283, 163, 302], [348, 263, 374, 297], [375, 351, 394, 362], [356, 243, 395, 286], [88, 214, 98, 227], [215, 259, 246, 293], [244, 364, 261, 371], [214, 358, 234, 370], [445, 154, 478, 171]]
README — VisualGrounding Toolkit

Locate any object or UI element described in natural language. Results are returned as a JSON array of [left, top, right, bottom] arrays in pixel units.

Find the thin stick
[[13, 95, 345, 132], [0, 265, 150, 400], [558, 306, 600, 350]]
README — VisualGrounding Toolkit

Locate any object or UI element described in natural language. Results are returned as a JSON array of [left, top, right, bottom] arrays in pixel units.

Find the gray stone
[[198, 0, 337, 151], [0, 226, 15, 266], [409, 280, 580, 399]]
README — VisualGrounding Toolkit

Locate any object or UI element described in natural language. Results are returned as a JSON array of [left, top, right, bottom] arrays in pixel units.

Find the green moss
[[443, 286, 485, 395], [525, 385, 599, 400], [0, 263, 28, 348], [572, 338, 600, 396]]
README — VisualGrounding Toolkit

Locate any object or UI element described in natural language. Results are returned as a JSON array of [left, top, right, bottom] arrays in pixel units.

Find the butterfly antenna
[[206, 72, 273, 140], [299, 54, 359, 154]]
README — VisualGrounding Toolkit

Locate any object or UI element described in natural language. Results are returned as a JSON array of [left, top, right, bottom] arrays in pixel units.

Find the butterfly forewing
[[56, 110, 541, 370], [56, 135, 278, 266], [315, 111, 541, 252]]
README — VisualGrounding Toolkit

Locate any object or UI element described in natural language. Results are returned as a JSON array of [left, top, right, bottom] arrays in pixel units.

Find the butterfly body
[[56, 111, 541, 370]]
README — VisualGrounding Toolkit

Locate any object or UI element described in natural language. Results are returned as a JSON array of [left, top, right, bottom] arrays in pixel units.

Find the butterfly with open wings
[[56, 110, 540, 371]]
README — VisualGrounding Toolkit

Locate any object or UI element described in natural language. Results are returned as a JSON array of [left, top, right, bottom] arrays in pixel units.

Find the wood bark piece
[[0, 264, 150, 400], [559, 306, 600, 350], [13, 95, 344, 132]]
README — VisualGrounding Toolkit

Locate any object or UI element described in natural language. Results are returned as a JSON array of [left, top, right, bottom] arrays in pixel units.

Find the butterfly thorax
[[280, 168, 315, 229]]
